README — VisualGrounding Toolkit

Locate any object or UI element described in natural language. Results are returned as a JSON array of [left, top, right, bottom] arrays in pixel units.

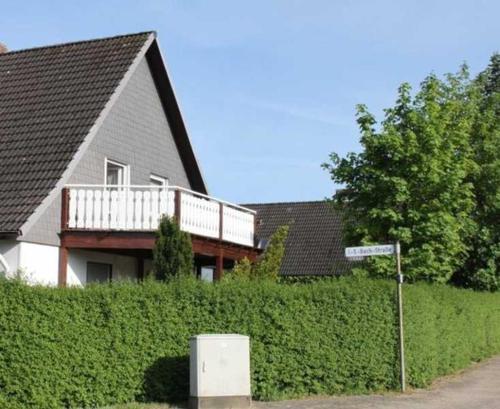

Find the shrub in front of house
[[229, 224, 289, 281], [0, 278, 499, 408], [152, 216, 194, 280]]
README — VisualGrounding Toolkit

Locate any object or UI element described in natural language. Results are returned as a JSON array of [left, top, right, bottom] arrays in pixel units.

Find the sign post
[[395, 241, 405, 392], [345, 242, 406, 392]]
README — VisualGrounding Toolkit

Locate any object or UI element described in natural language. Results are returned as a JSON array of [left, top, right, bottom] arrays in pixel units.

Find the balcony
[[62, 185, 256, 248]]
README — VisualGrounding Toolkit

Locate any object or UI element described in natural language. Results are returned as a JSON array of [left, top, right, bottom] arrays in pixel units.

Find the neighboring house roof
[[245, 201, 354, 276], [0, 32, 207, 234]]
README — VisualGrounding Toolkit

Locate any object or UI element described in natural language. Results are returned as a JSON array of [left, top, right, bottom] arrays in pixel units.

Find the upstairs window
[[105, 158, 129, 186], [150, 174, 168, 187]]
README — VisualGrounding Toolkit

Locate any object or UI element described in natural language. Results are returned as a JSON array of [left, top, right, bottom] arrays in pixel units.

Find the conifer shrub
[[230, 225, 289, 281], [152, 216, 193, 280]]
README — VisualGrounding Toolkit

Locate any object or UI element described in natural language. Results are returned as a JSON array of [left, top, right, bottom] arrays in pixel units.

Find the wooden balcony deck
[[61, 185, 256, 248], [57, 185, 260, 286]]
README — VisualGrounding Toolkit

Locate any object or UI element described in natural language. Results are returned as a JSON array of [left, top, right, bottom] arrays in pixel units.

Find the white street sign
[[345, 244, 395, 258], [344, 241, 406, 392]]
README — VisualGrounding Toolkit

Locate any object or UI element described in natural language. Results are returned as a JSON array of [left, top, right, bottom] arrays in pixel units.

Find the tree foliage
[[456, 54, 500, 290], [323, 62, 497, 285], [231, 256, 253, 280], [230, 225, 289, 281], [255, 224, 289, 280], [152, 216, 193, 280]]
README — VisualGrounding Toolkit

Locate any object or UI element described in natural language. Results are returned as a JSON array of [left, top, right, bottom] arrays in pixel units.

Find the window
[[86, 262, 112, 283], [105, 158, 129, 186], [200, 266, 214, 283], [150, 174, 168, 187]]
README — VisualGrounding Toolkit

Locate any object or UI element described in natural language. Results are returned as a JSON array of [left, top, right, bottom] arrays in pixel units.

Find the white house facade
[[0, 32, 259, 286]]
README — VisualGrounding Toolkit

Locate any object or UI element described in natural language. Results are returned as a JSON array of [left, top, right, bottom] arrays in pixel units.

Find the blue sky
[[1, 1, 499, 204]]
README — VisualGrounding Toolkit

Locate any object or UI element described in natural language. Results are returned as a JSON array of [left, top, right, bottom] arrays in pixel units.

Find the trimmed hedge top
[[0, 277, 499, 408]]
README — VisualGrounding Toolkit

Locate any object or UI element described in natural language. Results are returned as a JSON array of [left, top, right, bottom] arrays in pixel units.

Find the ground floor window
[[86, 262, 112, 283], [200, 266, 214, 282]]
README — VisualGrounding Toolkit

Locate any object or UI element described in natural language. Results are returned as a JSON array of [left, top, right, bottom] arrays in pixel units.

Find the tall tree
[[456, 54, 500, 290], [323, 68, 478, 283]]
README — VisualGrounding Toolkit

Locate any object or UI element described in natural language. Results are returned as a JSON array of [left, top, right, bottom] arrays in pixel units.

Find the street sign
[[344, 241, 406, 392], [345, 244, 395, 258]]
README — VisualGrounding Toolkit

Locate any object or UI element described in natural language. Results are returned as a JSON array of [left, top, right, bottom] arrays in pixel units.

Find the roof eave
[[145, 38, 208, 195], [0, 230, 20, 239]]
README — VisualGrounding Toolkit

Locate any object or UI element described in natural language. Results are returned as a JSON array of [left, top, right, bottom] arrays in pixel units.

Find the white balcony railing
[[63, 185, 255, 247]]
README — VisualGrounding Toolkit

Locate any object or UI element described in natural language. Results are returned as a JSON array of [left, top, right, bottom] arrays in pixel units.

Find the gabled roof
[[0, 32, 206, 234], [245, 201, 354, 276]]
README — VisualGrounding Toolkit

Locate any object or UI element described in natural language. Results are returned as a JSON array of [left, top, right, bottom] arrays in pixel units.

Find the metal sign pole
[[345, 242, 406, 392], [396, 241, 406, 392]]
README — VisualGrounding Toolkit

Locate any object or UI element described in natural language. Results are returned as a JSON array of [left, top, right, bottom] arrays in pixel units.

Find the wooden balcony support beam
[[60, 187, 69, 231], [215, 248, 224, 281], [58, 188, 70, 287], [137, 256, 145, 280], [58, 246, 68, 287], [174, 189, 181, 223], [60, 231, 261, 260], [61, 231, 156, 249]]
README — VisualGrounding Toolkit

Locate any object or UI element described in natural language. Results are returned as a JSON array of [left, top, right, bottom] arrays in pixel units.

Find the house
[[245, 201, 354, 276], [0, 32, 260, 286]]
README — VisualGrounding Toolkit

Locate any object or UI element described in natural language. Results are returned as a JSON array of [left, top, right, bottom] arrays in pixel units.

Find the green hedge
[[0, 278, 499, 408]]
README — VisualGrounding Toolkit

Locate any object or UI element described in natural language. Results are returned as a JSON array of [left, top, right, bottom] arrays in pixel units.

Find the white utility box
[[189, 334, 251, 409]]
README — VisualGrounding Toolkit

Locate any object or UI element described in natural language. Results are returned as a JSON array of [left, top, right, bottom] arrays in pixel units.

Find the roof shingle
[[0, 32, 152, 232], [245, 201, 354, 276]]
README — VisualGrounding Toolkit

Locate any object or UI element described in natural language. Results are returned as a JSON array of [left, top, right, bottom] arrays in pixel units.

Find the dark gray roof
[[245, 201, 354, 276], [0, 32, 151, 233], [0, 32, 207, 234]]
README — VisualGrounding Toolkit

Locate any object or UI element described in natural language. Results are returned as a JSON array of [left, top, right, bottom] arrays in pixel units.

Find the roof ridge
[[243, 200, 330, 206], [0, 31, 155, 56]]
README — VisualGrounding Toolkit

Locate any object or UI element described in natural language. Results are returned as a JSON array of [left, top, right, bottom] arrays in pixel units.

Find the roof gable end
[[0, 32, 208, 235]]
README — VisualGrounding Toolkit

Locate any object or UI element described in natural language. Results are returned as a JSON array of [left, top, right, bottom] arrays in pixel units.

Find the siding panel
[[23, 57, 192, 245]]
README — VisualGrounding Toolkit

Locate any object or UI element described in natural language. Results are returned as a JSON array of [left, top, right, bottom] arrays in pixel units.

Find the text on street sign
[[345, 244, 395, 258]]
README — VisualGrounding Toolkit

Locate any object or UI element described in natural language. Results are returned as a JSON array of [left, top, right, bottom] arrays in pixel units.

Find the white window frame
[[150, 174, 169, 187], [104, 158, 130, 186]]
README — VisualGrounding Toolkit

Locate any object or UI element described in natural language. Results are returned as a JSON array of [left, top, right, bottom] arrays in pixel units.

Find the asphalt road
[[255, 356, 500, 409]]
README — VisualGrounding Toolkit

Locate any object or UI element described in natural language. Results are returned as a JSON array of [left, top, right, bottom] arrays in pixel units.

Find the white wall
[[67, 249, 138, 286], [18, 242, 59, 286], [0, 240, 20, 276], [1, 241, 140, 286], [0, 240, 58, 285]]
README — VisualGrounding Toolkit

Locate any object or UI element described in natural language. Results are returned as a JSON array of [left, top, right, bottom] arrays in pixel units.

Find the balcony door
[[105, 158, 129, 187]]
